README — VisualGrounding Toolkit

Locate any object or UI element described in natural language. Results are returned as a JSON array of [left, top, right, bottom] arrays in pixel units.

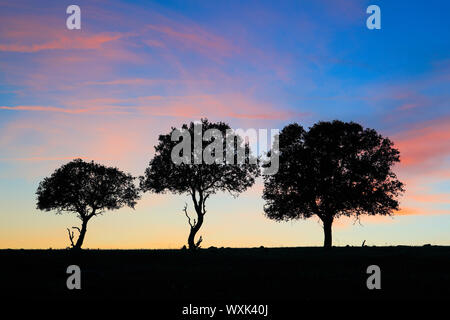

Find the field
[[1, 246, 449, 304]]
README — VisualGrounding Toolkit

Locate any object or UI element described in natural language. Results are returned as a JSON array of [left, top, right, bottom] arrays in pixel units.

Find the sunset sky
[[0, 0, 449, 249]]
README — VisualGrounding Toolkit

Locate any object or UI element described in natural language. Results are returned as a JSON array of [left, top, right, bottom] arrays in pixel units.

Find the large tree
[[140, 119, 259, 250], [36, 159, 140, 250], [262, 121, 404, 248]]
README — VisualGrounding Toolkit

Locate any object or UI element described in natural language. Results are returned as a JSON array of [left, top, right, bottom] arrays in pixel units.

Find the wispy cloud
[[1, 92, 308, 121], [0, 14, 125, 53], [0, 156, 92, 162], [0, 33, 123, 53], [0, 105, 89, 114], [0, 105, 129, 115], [144, 23, 238, 58], [394, 117, 450, 169]]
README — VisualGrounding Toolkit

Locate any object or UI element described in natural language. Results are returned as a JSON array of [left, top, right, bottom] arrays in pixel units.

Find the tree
[[140, 119, 259, 250], [262, 121, 404, 248], [36, 159, 140, 250]]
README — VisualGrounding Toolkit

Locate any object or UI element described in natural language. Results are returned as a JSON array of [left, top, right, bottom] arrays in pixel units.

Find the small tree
[[36, 159, 140, 250], [140, 119, 259, 250], [263, 121, 404, 248]]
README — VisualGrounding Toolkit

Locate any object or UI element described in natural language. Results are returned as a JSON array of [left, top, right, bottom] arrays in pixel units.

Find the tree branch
[[195, 235, 203, 249], [202, 193, 210, 216], [67, 226, 81, 248], [87, 208, 97, 219], [182, 203, 195, 228], [191, 188, 200, 212], [67, 228, 75, 247]]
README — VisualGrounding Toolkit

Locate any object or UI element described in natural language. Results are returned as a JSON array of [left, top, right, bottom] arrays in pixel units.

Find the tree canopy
[[36, 159, 140, 249], [263, 121, 405, 248]]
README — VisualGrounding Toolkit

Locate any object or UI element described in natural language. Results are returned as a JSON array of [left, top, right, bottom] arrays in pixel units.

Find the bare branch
[[67, 226, 80, 248], [67, 228, 75, 247], [352, 215, 363, 226], [202, 193, 210, 216], [195, 235, 203, 249], [182, 203, 195, 228]]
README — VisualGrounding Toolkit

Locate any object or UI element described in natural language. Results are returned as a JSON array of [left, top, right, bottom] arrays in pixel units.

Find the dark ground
[[1, 246, 449, 304]]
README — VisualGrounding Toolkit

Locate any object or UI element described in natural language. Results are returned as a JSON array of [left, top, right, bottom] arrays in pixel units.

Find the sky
[[0, 0, 449, 249]]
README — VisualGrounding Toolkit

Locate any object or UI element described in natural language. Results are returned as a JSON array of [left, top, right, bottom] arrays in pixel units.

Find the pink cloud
[[0, 14, 125, 53], [142, 39, 166, 48], [134, 93, 308, 120], [409, 193, 450, 204], [0, 33, 123, 53], [391, 117, 450, 217], [83, 79, 176, 86], [0, 156, 92, 162], [393, 207, 450, 216], [144, 23, 237, 57], [0, 105, 89, 114], [2, 92, 308, 121], [398, 103, 420, 111], [394, 117, 450, 169], [0, 105, 129, 115], [0, 112, 168, 178]]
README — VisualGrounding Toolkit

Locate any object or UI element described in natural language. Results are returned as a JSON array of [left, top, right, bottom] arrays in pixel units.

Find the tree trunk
[[74, 219, 88, 250], [322, 216, 333, 249], [188, 207, 204, 251]]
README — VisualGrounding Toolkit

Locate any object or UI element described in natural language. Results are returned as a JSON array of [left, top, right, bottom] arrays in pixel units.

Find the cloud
[[83, 78, 177, 86], [394, 117, 450, 169], [389, 117, 450, 216], [0, 14, 125, 53], [0, 113, 164, 178], [0, 156, 92, 162], [0, 105, 89, 114], [0, 33, 123, 53], [1, 93, 308, 121], [409, 193, 450, 204], [0, 105, 129, 115], [144, 23, 237, 58], [396, 207, 450, 216]]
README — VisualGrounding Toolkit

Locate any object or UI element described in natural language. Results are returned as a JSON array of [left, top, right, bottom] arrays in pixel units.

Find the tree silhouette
[[262, 121, 404, 248], [36, 159, 140, 250], [140, 119, 259, 250]]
